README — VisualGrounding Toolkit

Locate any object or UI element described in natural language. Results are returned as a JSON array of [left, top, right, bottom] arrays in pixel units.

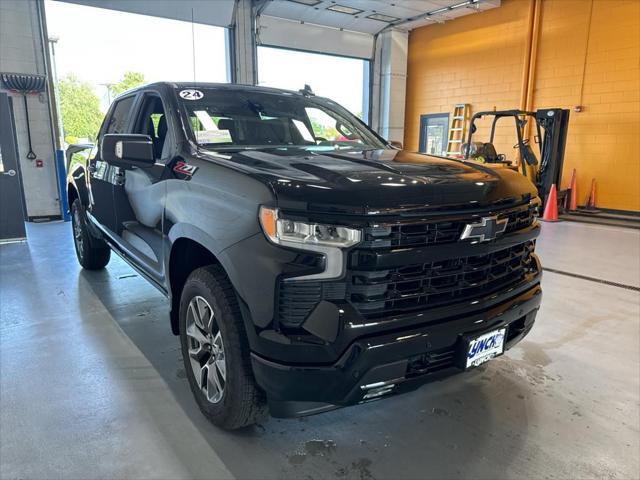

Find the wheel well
[[168, 238, 220, 335]]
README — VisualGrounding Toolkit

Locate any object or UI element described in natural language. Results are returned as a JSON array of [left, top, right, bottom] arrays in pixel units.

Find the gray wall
[[0, 0, 60, 218], [370, 29, 407, 144], [61, 0, 234, 28]]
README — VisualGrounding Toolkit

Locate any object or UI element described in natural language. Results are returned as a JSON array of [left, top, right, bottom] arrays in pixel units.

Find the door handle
[[1, 169, 16, 177]]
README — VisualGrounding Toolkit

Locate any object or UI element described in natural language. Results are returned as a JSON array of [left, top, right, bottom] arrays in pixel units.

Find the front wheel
[[179, 265, 267, 429], [71, 199, 110, 270]]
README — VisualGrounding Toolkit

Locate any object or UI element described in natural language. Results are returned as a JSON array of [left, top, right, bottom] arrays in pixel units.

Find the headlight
[[259, 206, 361, 248], [259, 206, 361, 280]]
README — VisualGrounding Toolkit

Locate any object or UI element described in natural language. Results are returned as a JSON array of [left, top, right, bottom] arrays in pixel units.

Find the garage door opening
[[257, 46, 369, 122], [44, 0, 229, 144]]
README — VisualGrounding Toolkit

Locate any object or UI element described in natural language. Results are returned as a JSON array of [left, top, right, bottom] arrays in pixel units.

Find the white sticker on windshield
[[196, 129, 232, 144], [292, 119, 314, 142], [194, 110, 218, 131], [179, 89, 204, 100]]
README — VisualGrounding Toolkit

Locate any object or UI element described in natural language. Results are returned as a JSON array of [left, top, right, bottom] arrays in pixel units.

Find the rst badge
[[173, 161, 198, 176], [460, 216, 508, 242]]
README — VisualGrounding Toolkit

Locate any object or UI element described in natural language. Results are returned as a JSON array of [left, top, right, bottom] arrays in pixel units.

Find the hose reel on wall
[[1, 73, 47, 160]]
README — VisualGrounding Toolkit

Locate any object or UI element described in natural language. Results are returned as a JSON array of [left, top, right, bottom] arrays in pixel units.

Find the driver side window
[[132, 94, 172, 160], [305, 107, 360, 144], [305, 107, 339, 141], [104, 96, 135, 135]]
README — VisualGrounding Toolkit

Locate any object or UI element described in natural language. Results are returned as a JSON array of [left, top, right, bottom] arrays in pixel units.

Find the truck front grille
[[276, 241, 537, 326], [275, 203, 539, 327], [347, 241, 537, 319], [361, 204, 535, 249]]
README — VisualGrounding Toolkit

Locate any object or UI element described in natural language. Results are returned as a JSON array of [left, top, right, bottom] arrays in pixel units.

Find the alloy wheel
[[185, 295, 226, 403]]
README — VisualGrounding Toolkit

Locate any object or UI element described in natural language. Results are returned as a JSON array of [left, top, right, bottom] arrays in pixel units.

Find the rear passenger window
[[105, 96, 135, 134]]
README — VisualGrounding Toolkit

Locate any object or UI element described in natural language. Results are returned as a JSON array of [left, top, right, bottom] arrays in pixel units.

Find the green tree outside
[[111, 71, 146, 97], [58, 74, 103, 143], [309, 118, 340, 141]]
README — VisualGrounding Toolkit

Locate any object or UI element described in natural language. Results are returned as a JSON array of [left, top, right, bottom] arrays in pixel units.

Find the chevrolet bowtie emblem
[[460, 216, 508, 242]]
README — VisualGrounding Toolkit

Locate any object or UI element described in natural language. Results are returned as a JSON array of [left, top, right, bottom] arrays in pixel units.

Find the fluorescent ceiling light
[[288, 0, 322, 6], [326, 4, 363, 15], [366, 13, 400, 22], [428, 7, 450, 15], [451, 0, 476, 9]]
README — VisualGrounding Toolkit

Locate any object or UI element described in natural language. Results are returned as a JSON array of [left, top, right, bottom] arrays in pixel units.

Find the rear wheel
[[71, 199, 110, 270], [179, 265, 267, 429]]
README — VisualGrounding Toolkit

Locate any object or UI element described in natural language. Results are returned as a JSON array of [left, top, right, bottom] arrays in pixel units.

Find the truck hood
[[201, 148, 537, 215]]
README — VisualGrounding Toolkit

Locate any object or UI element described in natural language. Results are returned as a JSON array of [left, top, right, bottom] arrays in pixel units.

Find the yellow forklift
[[462, 109, 570, 206]]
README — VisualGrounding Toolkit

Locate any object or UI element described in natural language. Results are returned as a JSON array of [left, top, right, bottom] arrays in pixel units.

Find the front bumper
[[251, 282, 541, 417]]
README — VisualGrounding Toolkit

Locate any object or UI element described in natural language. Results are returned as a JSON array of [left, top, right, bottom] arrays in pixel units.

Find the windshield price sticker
[[179, 89, 204, 100], [196, 129, 232, 144]]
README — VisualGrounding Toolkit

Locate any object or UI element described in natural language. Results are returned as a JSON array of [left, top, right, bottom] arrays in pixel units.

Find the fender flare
[[68, 167, 91, 208], [165, 223, 254, 334], [166, 224, 247, 296]]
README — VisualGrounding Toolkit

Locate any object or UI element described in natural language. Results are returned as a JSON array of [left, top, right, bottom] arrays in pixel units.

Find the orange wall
[[404, 0, 640, 212]]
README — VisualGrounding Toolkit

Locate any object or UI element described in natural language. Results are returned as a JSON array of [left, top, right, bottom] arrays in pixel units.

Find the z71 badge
[[173, 161, 198, 176]]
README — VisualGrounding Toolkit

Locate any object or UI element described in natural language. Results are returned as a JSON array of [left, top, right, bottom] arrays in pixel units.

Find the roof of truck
[[117, 81, 318, 99]]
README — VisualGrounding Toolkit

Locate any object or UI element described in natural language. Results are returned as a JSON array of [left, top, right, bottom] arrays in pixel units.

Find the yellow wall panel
[[404, 0, 640, 211], [404, 0, 531, 157]]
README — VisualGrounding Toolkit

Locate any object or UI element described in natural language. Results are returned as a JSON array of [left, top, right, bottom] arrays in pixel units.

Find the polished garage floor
[[1, 221, 638, 480]]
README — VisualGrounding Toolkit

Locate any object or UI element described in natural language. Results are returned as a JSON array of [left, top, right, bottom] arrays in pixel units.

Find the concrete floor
[[1, 220, 638, 480]]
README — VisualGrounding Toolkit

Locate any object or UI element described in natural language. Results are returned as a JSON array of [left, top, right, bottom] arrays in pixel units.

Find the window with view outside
[[257, 46, 369, 122], [419, 114, 449, 156], [306, 108, 355, 143], [44, 0, 228, 144], [427, 124, 446, 155], [178, 89, 384, 152]]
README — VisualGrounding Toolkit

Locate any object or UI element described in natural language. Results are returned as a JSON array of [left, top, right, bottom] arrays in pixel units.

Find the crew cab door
[[87, 94, 136, 233], [111, 91, 173, 284]]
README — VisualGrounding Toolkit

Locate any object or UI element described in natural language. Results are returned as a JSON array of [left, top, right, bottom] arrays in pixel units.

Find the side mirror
[[101, 134, 154, 168], [389, 140, 403, 149]]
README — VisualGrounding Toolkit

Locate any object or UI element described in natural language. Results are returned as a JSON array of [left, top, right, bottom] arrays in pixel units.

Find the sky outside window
[[257, 46, 368, 119], [44, 0, 228, 110], [44, 2, 369, 123]]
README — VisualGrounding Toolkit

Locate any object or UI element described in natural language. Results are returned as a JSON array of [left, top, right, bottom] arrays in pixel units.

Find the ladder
[[446, 104, 470, 156]]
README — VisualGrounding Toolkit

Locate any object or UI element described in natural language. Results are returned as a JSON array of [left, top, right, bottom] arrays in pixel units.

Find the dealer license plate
[[466, 328, 506, 369]]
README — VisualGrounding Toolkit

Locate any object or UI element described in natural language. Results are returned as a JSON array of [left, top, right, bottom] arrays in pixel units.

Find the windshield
[[176, 88, 386, 152]]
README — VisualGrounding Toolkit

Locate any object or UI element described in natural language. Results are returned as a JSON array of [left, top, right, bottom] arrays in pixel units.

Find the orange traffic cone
[[568, 168, 578, 211], [585, 178, 596, 209], [541, 184, 559, 222], [563, 169, 575, 210]]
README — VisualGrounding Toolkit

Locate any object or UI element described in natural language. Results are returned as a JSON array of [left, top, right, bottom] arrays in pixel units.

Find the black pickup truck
[[67, 82, 542, 429]]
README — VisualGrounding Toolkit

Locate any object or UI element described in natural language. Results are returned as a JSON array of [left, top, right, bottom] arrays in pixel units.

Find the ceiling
[[58, 0, 499, 34], [261, 0, 501, 34]]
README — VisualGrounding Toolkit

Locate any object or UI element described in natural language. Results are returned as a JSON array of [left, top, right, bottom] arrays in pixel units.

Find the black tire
[[71, 199, 111, 270], [179, 265, 267, 430]]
